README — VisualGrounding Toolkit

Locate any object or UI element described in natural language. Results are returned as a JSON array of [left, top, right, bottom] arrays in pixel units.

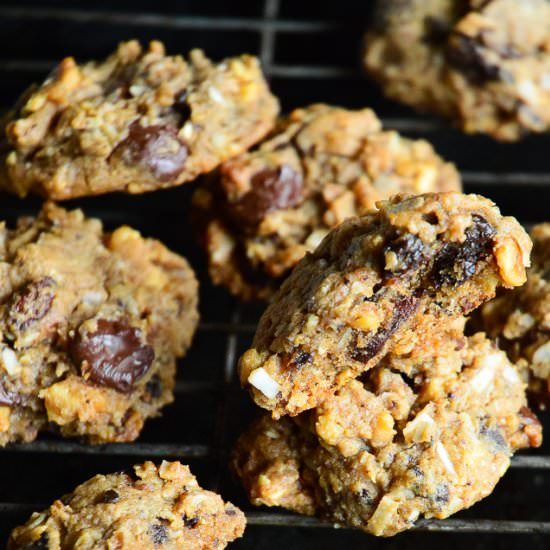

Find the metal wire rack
[[0, 1, 549, 548]]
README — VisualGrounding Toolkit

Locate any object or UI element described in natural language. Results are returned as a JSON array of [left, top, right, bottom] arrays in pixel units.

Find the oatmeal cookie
[[233, 334, 541, 537], [0, 203, 198, 444], [364, 0, 550, 141], [239, 192, 530, 418], [0, 40, 279, 199], [193, 104, 461, 300], [8, 461, 245, 549], [479, 223, 550, 401]]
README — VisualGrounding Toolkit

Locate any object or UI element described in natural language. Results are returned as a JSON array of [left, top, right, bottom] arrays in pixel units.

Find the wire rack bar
[[2, 441, 209, 457], [246, 513, 550, 533], [0, 7, 346, 33]]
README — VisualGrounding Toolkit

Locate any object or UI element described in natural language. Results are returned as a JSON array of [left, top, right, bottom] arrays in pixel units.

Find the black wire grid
[[0, 2, 549, 549]]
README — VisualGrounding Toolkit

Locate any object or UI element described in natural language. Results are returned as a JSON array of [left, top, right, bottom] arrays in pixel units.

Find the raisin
[[99, 489, 120, 504], [225, 508, 237, 516], [115, 122, 188, 181], [22, 533, 49, 549], [423, 16, 452, 44], [431, 215, 495, 288], [351, 295, 419, 363], [174, 89, 191, 121], [434, 484, 450, 504], [293, 351, 312, 368], [9, 277, 55, 332], [448, 33, 511, 83], [480, 424, 508, 453], [229, 165, 304, 228], [0, 382, 20, 406], [70, 319, 155, 393], [384, 234, 424, 276], [146, 375, 163, 399], [150, 522, 169, 546], [183, 515, 199, 528], [356, 488, 373, 505]]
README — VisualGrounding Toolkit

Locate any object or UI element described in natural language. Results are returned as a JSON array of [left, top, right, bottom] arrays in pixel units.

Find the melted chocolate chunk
[[116, 122, 188, 181], [423, 16, 452, 44], [9, 277, 55, 332], [99, 489, 120, 504], [150, 522, 168, 546], [229, 165, 304, 228], [0, 382, 20, 406], [183, 515, 199, 528], [70, 319, 155, 393], [351, 294, 419, 363], [431, 215, 495, 288], [384, 234, 425, 276]]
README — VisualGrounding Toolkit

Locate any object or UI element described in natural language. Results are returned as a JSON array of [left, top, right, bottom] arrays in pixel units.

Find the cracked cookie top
[[0, 40, 279, 199], [8, 461, 246, 549], [364, 0, 550, 141], [233, 334, 541, 536], [239, 192, 530, 417], [193, 104, 461, 300]]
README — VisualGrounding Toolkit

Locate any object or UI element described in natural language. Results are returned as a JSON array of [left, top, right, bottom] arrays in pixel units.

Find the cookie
[[8, 461, 246, 549], [193, 104, 461, 300], [239, 192, 530, 418], [479, 223, 550, 402], [233, 334, 541, 537], [364, 0, 550, 141], [0, 40, 279, 199], [0, 203, 198, 444]]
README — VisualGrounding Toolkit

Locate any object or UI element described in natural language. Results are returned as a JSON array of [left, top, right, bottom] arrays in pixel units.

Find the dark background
[[0, 1, 548, 548]]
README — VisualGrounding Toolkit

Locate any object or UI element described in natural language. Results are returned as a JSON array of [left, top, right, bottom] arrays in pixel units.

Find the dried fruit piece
[[70, 319, 155, 393]]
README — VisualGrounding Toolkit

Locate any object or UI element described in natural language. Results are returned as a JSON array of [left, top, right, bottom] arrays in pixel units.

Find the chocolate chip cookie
[[239, 192, 530, 418], [193, 104, 461, 300], [364, 0, 550, 141], [0, 40, 279, 199], [479, 223, 550, 402], [0, 203, 198, 444], [233, 334, 541, 536], [8, 461, 246, 549]]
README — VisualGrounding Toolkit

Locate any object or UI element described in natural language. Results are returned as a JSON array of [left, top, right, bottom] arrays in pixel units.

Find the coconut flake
[[436, 441, 457, 477], [502, 364, 520, 384], [248, 367, 279, 399], [1, 348, 19, 376], [472, 352, 500, 392], [208, 85, 225, 104], [533, 342, 550, 365]]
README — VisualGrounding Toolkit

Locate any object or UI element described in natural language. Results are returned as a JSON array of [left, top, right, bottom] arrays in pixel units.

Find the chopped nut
[[495, 236, 527, 288], [248, 367, 279, 399]]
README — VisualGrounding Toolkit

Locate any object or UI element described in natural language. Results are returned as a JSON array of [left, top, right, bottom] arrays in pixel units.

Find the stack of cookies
[[0, 5, 547, 543]]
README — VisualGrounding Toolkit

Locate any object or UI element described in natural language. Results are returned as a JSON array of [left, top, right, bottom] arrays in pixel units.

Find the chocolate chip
[[9, 277, 55, 332], [229, 165, 304, 228], [431, 215, 495, 288], [99, 489, 120, 504], [351, 294, 419, 363], [150, 522, 168, 546], [183, 515, 199, 528], [293, 351, 312, 368], [115, 122, 188, 182], [22, 533, 49, 549], [70, 319, 155, 393], [0, 382, 20, 406], [384, 234, 425, 276], [146, 375, 163, 399]]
